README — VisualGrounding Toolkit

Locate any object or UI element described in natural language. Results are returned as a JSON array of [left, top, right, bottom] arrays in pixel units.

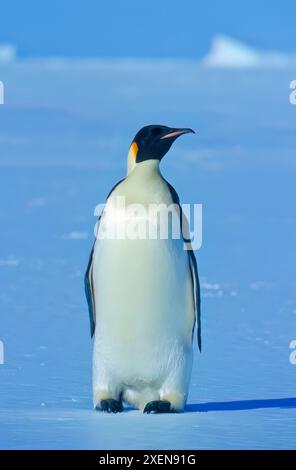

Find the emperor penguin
[[85, 125, 201, 414]]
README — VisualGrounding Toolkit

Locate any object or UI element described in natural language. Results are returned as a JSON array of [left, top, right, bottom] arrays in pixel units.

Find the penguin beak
[[160, 128, 195, 140]]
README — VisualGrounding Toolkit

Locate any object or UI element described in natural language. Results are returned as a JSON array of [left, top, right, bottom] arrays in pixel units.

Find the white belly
[[93, 234, 194, 385]]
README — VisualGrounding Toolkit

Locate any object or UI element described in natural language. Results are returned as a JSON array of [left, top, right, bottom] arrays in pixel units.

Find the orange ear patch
[[130, 141, 139, 161]]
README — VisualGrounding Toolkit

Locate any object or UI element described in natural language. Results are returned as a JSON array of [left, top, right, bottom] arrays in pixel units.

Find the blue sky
[[0, 0, 295, 58]]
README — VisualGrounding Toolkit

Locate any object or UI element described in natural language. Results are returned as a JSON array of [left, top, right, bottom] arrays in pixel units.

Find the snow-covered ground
[[0, 54, 296, 449]]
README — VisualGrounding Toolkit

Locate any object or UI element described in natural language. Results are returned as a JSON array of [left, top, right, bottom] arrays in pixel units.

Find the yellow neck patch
[[129, 141, 138, 161]]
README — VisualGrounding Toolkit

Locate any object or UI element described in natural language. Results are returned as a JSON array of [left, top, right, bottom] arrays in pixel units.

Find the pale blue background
[[0, 0, 295, 57], [0, 0, 296, 451]]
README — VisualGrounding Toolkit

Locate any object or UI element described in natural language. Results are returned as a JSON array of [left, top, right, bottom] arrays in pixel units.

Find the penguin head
[[129, 125, 195, 165]]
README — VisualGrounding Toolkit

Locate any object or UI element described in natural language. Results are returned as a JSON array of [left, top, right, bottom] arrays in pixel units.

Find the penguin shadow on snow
[[186, 397, 296, 413]]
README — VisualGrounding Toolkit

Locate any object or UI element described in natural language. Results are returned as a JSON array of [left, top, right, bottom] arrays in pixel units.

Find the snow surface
[[0, 58, 296, 449]]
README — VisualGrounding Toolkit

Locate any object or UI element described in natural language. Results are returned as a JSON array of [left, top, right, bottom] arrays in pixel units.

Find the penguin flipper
[[188, 250, 201, 352], [85, 242, 96, 337], [165, 178, 201, 352]]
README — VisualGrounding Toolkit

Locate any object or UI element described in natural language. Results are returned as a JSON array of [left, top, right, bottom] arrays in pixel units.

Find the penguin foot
[[143, 400, 172, 414], [98, 399, 123, 413]]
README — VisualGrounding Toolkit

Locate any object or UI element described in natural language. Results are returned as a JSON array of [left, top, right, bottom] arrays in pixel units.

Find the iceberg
[[202, 35, 294, 68]]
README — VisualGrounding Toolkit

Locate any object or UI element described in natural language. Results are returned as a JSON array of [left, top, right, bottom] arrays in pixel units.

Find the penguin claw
[[143, 400, 172, 414], [98, 399, 123, 413]]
